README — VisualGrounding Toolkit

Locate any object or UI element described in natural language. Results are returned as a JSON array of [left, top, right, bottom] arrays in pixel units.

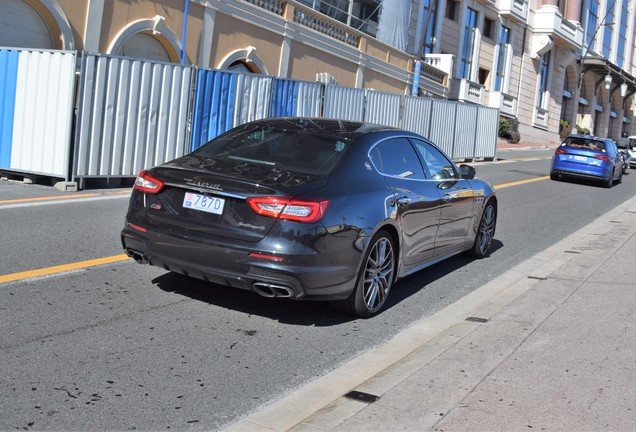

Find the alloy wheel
[[362, 237, 395, 313], [478, 204, 496, 256]]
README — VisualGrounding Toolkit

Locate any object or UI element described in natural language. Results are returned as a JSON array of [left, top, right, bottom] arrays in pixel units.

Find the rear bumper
[[551, 159, 610, 181], [121, 225, 358, 301]]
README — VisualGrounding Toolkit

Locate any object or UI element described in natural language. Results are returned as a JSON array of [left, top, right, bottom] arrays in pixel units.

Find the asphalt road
[[1, 149, 635, 431]]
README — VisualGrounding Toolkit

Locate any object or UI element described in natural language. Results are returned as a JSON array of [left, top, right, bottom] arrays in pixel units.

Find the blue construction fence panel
[[0, 49, 18, 169], [191, 69, 238, 151], [0, 48, 76, 178], [190, 70, 274, 151], [270, 78, 323, 118]]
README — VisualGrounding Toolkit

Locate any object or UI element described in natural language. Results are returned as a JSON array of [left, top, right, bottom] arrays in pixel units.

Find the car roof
[[241, 117, 403, 139], [565, 134, 612, 144]]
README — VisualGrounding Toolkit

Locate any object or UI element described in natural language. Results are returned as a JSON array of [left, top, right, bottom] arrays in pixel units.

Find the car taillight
[[593, 154, 610, 161], [555, 147, 569, 155], [247, 197, 329, 223], [133, 170, 164, 194]]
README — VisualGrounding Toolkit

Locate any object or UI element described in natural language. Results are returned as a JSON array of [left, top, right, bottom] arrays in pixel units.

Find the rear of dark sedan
[[121, 119, 378, 302]]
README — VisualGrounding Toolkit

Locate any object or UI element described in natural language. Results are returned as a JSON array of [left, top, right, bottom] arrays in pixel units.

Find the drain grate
[[465, 316, 489, 323], [344, 391, 380, 403], [527, 276, 547, 280]]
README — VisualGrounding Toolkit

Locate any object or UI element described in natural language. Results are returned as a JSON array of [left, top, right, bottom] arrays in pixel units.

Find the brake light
[[134, 170, 164, 194], [249, 253, 284, 262], [555, 147, 569, 155], [593, 154, 610, 161], [128, 223, 147, 233], [247, 197, 329, 223]]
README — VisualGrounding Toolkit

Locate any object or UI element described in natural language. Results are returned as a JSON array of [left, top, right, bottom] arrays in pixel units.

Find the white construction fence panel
[[428, 100, 457, 157], [474, 106, 498, 159], [74, 53, 193, 178], [365, 90, 402, 127], [323, 86, 365, 121], [402, 96, 433, 138], [234, 73, 273, 125], [452, 103, 478, 160]]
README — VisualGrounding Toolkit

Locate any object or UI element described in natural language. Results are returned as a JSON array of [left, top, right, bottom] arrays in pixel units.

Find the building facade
[[1, 0, 635, 144]]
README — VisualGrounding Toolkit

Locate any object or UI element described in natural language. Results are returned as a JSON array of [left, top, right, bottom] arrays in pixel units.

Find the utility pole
[[411, 0, 438, 96]]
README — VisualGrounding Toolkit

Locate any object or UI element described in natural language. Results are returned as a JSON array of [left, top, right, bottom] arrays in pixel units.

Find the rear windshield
[[563, 137, 605, 151], [195, 126, 349, 176], [616, 138, 629, 149]]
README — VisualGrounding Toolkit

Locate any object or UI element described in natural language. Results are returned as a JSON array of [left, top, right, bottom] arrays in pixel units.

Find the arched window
[[108, 18, 182, 63], [218, 47, 268, 75], [114, 32, 171, 63], [0, 0, 52, 49]]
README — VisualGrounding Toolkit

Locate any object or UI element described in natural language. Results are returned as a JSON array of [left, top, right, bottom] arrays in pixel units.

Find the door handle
[[397, 197, 412, 205], [442, 194, 453, 202]]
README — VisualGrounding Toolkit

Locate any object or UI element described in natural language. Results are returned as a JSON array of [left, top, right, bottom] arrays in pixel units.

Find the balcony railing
[[534, 107, 549, 129], [243, 0, 284, 15], [292, 7, 359, 46], [424, 54, 453, 82], [531, 5, 583, 48], [455, 79, 484, 105], [489, 91, 517, 117], [497, 0, 528, 22]]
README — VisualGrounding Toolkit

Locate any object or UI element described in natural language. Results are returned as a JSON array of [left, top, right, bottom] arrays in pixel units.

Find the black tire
[[604, 170, 614, 188], [468, 201, 497, 259], [550, 171, 559, 181], [336, 230, 396, 318]]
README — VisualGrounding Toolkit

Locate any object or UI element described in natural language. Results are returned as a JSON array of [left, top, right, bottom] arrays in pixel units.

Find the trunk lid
[[143, 155, 327, 242]]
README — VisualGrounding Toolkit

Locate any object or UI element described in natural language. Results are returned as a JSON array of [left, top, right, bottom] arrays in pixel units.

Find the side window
[[370, 138, 426, 180], [411, 139, 457, 180]]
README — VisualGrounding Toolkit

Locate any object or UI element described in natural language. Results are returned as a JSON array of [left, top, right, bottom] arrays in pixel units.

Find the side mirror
[[459, 164, 476, 180]]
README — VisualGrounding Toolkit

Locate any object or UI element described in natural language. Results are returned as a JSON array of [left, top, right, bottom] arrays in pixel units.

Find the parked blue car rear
[[550, 135, 623, 188]]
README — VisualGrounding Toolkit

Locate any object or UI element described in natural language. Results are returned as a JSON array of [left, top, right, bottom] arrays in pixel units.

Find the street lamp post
[[412, 0, 438, 96]]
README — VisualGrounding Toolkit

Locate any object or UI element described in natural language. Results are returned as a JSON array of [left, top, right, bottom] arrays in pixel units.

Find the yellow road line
[[0, 190, 130, 205], [0, 254, 130, 284], [494, 176, 550, 190]]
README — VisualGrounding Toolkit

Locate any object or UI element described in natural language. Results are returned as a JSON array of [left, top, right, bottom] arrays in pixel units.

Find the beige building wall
[[439, 13, 461, 55], [211, 15, 283, 73], [506, 22, 525, 105], [515, 49, 539, 139], [288, 42, 359, 87]]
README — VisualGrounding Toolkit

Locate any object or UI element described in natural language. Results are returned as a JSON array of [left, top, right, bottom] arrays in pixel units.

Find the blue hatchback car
[[550, 135, 623, 188]]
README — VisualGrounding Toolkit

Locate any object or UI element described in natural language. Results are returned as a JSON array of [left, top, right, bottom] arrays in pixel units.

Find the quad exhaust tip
[[253, 282, 294, 298], [126, 249, 148, 265]]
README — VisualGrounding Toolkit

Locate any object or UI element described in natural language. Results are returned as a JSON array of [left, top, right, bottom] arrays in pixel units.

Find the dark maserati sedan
[[121, 118, 497, 317]]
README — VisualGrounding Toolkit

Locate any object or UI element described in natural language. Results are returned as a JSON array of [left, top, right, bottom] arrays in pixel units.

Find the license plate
[[182, 192, 225, 215], [573, 155, 587, 161]]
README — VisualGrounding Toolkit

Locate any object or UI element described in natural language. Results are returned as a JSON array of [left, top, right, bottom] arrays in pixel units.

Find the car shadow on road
[[152, 238, 504, 326], [553, 173, 628, 188], [382, 238, 504, 312], [152, 271, 355, 326]]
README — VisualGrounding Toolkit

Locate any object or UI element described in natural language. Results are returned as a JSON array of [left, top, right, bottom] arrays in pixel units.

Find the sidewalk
[[497, 139, 560, 151], [224, 196, 636, 431]]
